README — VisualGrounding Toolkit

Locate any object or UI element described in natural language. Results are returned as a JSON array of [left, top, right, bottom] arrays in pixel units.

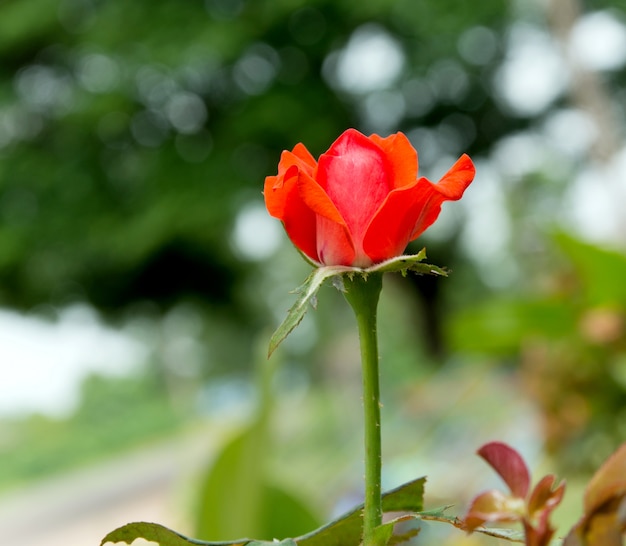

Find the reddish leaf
[[528, 475, 566, 517], [478, 442, 531, 498]]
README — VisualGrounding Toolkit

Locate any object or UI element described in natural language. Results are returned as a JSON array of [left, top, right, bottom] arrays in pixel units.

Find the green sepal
[[268, 249, 445, 356], [365, 249, 447, 277], [268, 264, 354, 357]]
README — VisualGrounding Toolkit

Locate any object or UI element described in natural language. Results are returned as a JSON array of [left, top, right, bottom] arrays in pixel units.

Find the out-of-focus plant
[[564, 443, 626, 546], [193, 345, 321, 541], [448, 232, 626, 472], [462, 441, 626, 546], [464, 442, 566, 546]]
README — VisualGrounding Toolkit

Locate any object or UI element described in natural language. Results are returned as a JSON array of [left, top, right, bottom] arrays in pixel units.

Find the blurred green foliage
[[0, 0, 512, 318], [448, 233, 626, 471], [195, 345, 322, 541]]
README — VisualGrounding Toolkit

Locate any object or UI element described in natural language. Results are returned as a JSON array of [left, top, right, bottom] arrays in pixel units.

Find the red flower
[[264, 128, 475, 267]]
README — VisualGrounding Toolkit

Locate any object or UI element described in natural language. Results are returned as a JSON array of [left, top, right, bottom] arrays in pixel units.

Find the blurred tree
[[0, 0, 511, 317]]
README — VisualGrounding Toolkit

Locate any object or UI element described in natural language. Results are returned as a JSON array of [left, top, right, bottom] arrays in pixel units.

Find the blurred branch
[[545, 0, 621, 162]]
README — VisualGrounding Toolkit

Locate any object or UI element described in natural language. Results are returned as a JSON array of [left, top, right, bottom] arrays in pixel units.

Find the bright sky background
[[0, 306, 146, 417]]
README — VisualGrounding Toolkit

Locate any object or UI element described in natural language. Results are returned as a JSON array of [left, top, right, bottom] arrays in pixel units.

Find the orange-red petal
[[362, 178, 422, 263], [408, 153, 475, 241], [297, 168, 356, 266], [363, 153, 475, 263], [368, 132, 418, 190], [315, 130, 393, 264], [263, 147, 319, 262]]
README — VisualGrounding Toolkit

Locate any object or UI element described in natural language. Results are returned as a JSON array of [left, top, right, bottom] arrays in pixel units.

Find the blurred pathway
[[0, 426, 223, 546]]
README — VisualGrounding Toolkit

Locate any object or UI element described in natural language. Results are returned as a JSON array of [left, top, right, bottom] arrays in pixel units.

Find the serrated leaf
[[295, 477, 425, 546], [100, 521, 251, 546], [268, 265, 352, 356]]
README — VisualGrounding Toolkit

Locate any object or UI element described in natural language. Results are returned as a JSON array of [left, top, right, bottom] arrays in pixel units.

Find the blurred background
[[1, 0, 626, 544]]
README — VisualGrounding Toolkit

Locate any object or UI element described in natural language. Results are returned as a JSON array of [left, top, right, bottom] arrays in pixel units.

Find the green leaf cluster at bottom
[[101, 477, 426, 546]]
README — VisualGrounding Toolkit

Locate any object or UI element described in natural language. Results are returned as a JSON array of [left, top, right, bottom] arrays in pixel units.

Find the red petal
[[264, 146, 319, 263], [363, 153, 474, 263], [291, 142, 317, 168], [368, 132, 418, 190], [408, 153, 475, 241], [431, 153, 475, 198], [316, 129, 391, 265], [478, 442, 531, 498], [362, 178, 422, 263], [297, 169, 355, 266], [315, 215, 357, 265]]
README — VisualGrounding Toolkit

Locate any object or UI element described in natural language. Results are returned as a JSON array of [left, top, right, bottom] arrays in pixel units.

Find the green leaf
[[379, 476, 426, 512], [371, 522, 395, 546], [195, 344, 273, 541], [388, 527, 420, 546], [101, 521, 250, 545], [295, 476, 425, 546], [555, 232, 626, 305], [447, 297, 575, 355], [268, 265, 354, 356], [101, 522, 300, 546], [195, 428, 266, 540], [194, 349, 320, 542], [102, 479, 425, 546]]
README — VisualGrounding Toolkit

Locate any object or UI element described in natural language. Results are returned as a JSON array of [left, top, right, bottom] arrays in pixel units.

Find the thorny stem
[[343, 272, 384, 546]]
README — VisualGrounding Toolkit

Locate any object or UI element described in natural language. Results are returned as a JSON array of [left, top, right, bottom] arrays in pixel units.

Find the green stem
[[343, 272, 384, 546]]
